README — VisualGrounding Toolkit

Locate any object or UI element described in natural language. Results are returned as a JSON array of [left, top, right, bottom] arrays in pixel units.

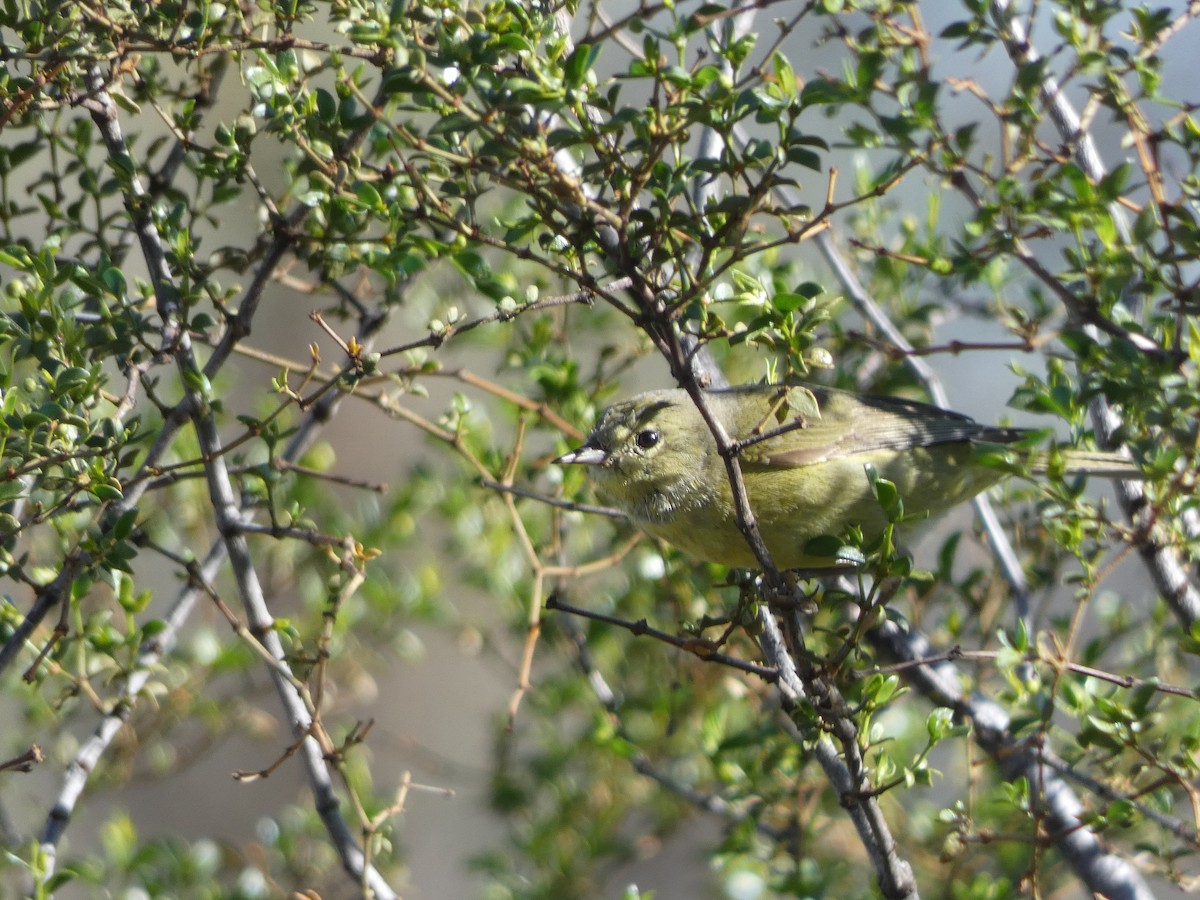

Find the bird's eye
[[635, 429, 660, 450]]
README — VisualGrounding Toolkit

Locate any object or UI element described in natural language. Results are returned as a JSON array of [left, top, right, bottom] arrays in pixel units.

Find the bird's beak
[[553, 445, 606, 466]]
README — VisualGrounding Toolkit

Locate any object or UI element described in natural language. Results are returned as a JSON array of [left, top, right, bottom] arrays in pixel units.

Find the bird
[[554, 384, 1139, 569]]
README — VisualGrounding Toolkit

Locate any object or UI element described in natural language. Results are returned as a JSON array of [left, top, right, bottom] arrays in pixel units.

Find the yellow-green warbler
[[555, 384, 1138, 568]]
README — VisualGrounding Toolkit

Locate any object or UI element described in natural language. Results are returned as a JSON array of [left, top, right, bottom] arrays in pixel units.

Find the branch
[[812, 209, 1156, 900], [550, 599, 793, 841], [537, 9, 922, 894], [868, 616, 1155, 900], [39, 544, 223, 854], [986, 0, 1200, 628], [37, 65, 399, 899], [739, 107, 1155, 897], [759, 609, 919, 899]]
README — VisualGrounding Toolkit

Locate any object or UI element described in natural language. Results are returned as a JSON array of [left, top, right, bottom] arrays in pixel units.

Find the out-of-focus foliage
[[1, 0, 1198, 897]]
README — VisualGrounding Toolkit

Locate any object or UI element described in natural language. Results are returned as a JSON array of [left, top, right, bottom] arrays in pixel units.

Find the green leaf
[[90, 483, 123, 502], [800, 79, 850, 107], [786, 146, 823, 170], [429, 112, 475, 136], [563, 43, 600, 89], [111, 508, 139, 541], [771, 292, 806, 313], [772, 51, 797, 98]]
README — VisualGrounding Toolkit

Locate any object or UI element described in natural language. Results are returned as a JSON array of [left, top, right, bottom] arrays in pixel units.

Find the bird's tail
[[973, 430, 1142, 479], [1030, 449, 1142, 479]]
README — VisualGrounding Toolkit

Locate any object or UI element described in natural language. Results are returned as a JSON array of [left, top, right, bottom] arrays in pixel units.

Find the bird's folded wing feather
[[739, 388, 1026, 469]]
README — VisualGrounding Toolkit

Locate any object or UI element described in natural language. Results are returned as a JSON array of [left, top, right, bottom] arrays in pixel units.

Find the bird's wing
[[736, 386, 1026, 469]]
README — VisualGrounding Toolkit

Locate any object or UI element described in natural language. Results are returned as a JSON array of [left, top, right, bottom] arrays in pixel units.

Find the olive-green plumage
[[555, 384, 1139, 568]]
